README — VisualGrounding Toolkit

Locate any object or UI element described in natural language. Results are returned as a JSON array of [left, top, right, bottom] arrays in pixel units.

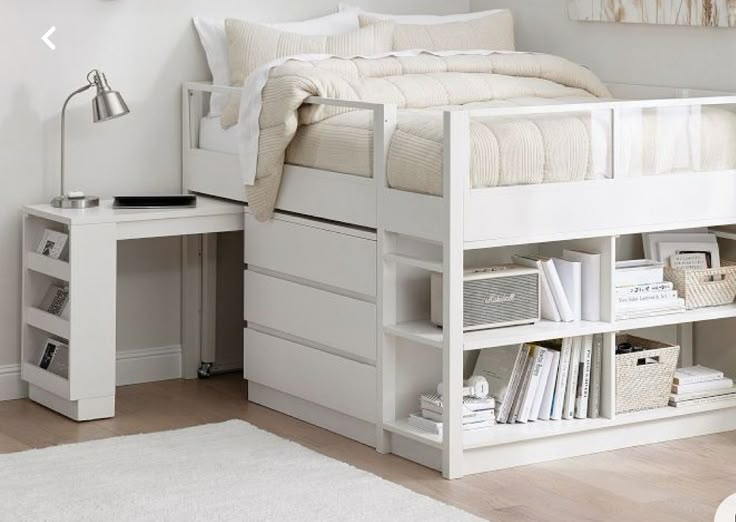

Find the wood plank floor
[[1, 374, 735, 522]]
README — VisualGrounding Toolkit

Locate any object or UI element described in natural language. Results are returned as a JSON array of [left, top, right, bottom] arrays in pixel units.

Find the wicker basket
[[664, 260, 736, 310], [615, 335, 679, 414]]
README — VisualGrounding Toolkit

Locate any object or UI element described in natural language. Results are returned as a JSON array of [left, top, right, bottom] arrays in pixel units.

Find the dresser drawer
[[244, 329, 376, 423], [244, 213, 376, 297], [245, 271, 376, 363]]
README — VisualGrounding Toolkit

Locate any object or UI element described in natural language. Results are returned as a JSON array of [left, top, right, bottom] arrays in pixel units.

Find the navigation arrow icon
[[42, 26, 56, 50]]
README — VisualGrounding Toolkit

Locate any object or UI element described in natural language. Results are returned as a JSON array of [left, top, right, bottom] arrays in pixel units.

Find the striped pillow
[[359, 11, 515, 52], [221, 19, 394, 128]]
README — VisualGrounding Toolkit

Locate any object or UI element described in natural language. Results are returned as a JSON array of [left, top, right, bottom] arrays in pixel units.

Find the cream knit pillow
[[221, 19, 395, 128], [359, 11, 515, 52]]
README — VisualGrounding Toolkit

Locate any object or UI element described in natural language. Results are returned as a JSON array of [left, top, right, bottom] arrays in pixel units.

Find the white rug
[[0, 420, 481, 522]]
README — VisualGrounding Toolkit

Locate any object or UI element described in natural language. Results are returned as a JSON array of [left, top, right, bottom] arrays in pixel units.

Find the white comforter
[[234, 51, 736, 221]]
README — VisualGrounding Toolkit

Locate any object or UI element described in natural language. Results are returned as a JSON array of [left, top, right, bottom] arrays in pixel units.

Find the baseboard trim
[[116, 345, 182, 386], [0, 345, 183, 401], [0, 364, 27, 401]]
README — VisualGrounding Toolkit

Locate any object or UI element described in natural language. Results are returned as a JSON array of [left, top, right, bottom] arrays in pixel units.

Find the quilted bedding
[[240, 51, 736, 221]]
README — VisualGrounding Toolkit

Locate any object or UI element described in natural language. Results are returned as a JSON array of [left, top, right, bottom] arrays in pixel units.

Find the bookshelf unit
[[378, 226, 736, 478], [21, 212, 116, 421]]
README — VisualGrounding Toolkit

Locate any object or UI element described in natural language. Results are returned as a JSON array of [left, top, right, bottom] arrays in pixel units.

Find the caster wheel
[[197, 362, 213, 379]]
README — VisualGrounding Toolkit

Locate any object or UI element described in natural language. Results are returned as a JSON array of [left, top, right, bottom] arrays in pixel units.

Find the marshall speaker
[[431, 265, 540, 331]]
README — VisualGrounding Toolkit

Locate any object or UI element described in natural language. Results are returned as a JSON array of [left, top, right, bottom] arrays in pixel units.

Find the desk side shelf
[[20, 197, 246, 421], [21, 211, 117, 420]]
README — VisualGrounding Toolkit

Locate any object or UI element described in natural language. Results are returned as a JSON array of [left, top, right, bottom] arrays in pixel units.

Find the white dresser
[[243, 211, 378, 446]]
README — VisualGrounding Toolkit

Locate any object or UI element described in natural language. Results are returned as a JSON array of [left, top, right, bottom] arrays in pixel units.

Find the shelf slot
[[21, 362, 70, 400], [26, 252, 71, 281], [384, 252, 442, 273], [25, 307, 70, 339], [385, 320, 443, 349], [383, 419, 443, 449]]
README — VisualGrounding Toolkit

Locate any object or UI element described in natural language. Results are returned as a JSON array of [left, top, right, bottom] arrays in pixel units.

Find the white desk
[[21, 196, 244, 420]]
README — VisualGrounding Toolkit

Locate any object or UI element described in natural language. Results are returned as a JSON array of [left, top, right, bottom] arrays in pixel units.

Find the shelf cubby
[[386, 398, 736, 451], [23, 214, 70, 264]]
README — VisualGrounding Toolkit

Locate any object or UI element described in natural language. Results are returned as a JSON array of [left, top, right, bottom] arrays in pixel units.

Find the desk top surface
[[23, 195, 245, 226]]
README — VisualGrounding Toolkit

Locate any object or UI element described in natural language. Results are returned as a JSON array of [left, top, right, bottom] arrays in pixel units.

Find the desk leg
[[181, 234, 218, 379], [201, 234, 218, 373]]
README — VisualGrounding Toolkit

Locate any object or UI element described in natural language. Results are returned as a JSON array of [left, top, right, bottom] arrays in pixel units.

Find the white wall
[[0, 1, 469, 369], [472, 0, 736, 91]]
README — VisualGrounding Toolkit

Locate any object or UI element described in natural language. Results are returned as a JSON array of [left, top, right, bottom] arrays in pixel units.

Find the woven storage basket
[[664, 260, 736, 310], [615, 334, 679, 414]]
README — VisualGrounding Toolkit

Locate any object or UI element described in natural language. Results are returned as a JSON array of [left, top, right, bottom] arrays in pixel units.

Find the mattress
[[201, 101, 736, 197]]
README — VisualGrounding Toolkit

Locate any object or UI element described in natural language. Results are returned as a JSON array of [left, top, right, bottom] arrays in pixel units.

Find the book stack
[[669, 365, 736, 407], [512, 250, 601, 323], [615, 260, 685, 320], [408, 394, 495, 435], [474, 335, 604, 423]]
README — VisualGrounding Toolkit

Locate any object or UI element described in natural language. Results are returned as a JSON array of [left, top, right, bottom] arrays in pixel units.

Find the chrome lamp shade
[[92, 73, 129, 123], [51, 69, 129, 209]]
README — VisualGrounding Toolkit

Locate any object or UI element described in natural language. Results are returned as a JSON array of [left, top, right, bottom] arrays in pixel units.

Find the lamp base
[[50, 195, 100, 209]]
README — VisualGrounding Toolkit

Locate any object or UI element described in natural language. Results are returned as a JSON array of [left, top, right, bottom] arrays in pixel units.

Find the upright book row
[[475, 335, 604, 424], [513, 250, 601, 323]]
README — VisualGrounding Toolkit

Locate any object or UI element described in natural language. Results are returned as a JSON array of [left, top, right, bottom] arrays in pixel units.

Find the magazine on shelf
[[36, 229, 68, 260], [38, 338, 69, 378], [39, 285, 70, 317]]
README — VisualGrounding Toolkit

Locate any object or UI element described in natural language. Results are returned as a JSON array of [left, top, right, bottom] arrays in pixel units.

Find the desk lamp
[[51, 69, 130, 209]]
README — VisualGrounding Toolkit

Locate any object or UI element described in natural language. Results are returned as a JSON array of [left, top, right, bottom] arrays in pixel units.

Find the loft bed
[[183, 81, 736, 243], [183, 69, 736, 479]]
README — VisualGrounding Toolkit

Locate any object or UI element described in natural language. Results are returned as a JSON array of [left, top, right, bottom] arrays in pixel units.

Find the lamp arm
[[59, 82, 95, 198]]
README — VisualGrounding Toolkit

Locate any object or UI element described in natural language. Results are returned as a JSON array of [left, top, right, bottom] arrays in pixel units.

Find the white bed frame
[[183, 81, 736, 479]]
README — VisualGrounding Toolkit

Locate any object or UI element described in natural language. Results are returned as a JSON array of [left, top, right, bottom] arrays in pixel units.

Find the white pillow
[[193, 12, 360, 115], [338, 4, 506, 25]]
